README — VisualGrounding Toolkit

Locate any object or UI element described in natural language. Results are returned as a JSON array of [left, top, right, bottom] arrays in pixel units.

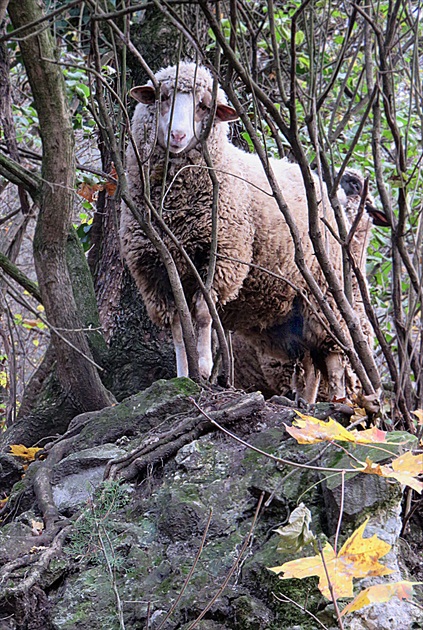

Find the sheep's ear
[[215, 104, 239, 122], [130, 85, 156, 104]]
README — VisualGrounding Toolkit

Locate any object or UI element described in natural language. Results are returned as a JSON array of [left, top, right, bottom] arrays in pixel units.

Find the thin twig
[[190, 399, 362, 474], [317, 540, 345, 629], [186, 493, 265, 629], [272, 591, 329, 629], [157, 510, 213, 630]]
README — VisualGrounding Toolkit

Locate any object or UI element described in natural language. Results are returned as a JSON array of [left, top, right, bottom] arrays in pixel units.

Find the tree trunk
[[7, 0, 113, 414]]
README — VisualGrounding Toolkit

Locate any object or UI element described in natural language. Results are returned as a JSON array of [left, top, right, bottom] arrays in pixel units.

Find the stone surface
[[1, 379, 422, 629]]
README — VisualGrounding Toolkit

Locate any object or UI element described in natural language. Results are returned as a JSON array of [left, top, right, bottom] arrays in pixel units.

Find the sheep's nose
[[171, 131, 186, 143]]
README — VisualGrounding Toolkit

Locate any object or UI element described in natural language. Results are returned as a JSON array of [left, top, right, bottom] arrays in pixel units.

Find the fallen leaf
[[77, 181, 103, 203], [341, 581, 421, 616], [285, 412, 387, 445], [9, 444, 43, 462], [362, 452, 423, 493], [412, 409, 423, 425], [274, 503, 315, 552], [104, 163, 117, 197], [31, 519, 44, 536], [269, 518, 393, 600], [30, 546, 47, 553]]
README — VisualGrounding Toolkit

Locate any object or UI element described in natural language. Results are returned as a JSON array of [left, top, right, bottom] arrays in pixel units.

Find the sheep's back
[[221, 155, 343, 334]]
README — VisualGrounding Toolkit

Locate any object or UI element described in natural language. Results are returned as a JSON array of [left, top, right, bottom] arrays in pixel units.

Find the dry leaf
[[269, 518, 393, 600], [77, 181, 103, 203], [412, 409, 423, 425], [285, 412, 387, 445], [341, 581, 420, 616], [77, 165, 117, 203], [31, 519, 44, 536], [274, 503, 315, 552], [30, 546, 47, 553], [362, 452, 423, 493], [9, 444, 42, 462]]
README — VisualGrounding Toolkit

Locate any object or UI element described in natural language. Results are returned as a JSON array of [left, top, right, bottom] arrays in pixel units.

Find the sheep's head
[[340, 169, 389, 227], [130, 62, 238, 154]]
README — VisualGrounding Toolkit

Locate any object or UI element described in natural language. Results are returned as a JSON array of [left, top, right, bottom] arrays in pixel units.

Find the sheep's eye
[[161, 93, 170, 102], [198, 102, 209, 111]]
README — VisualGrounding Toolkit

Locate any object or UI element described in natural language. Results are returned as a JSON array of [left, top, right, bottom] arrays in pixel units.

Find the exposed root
[[104, 391, 265, 481]]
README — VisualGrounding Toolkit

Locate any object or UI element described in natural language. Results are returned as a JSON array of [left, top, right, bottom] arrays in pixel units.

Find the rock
[[1, 379, 421, 629], [0, 453, 24, 495], [51, 444, 126, 513]]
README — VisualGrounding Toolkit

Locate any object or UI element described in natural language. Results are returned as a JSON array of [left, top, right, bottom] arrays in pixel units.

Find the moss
[[72, 378, 201, 450]]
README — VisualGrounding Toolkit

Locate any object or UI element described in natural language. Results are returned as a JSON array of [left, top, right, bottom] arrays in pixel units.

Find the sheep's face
[[131, 83, 238, 154]]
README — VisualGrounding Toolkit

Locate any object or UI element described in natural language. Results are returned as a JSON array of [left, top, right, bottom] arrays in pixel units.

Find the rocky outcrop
[[0, 379, 421, 629]]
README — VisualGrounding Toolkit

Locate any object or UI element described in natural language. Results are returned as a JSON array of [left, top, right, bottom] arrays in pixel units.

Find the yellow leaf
[[9, 444, 42, 462], [363, 452, 423, 493], [31, 519, 44, 536], [269, 518, 393, 600], [0, 370, 7, 388], [412, 409, 423, 425], [341, 581, 421, 616], [285, 412, 387, 445], [30, 546, 47, 553], [385, 451, 423, 493]]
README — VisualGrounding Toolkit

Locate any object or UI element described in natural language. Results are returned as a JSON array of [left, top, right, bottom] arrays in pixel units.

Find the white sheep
[[120, 61, 368, 401], [232, 169, 380, 400]]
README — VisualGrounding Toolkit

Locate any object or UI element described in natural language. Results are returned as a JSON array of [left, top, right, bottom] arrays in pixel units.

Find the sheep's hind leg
[[171, 313, 189, 377], [195, 292, 213, 379], [296, 354, 320, 403], [325, 352, 346, 401]]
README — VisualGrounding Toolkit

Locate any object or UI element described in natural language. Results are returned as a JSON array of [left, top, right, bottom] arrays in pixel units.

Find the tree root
[[0, 524, 71, 629], [104, 391, 265, 481]]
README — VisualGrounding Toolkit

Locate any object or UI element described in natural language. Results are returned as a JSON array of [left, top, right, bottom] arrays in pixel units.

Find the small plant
[[66, 481, 130, 568]]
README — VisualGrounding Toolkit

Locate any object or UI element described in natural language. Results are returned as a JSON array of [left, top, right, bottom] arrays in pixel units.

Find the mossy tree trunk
[[7, 0, 113, 414]]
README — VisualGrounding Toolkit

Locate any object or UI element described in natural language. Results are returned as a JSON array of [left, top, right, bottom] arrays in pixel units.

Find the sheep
[[120, 61, 368, 401], [232, 169, 380, 400]]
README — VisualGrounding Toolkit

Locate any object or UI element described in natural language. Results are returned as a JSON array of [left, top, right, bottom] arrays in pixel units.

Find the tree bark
[[7, 0, 113, 414]]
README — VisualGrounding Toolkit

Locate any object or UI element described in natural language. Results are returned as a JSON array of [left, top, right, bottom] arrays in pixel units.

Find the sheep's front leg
[[171, 313, 189, 377], [195, 292, 213, 379]]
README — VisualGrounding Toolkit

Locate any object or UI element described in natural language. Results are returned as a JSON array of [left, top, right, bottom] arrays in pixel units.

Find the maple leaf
[[269, 518, 393, 600], [285, 412, 388, 445], [362, 452, 423, 493], [341, 581, 421, 616], [9, 444, 43, 462]]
